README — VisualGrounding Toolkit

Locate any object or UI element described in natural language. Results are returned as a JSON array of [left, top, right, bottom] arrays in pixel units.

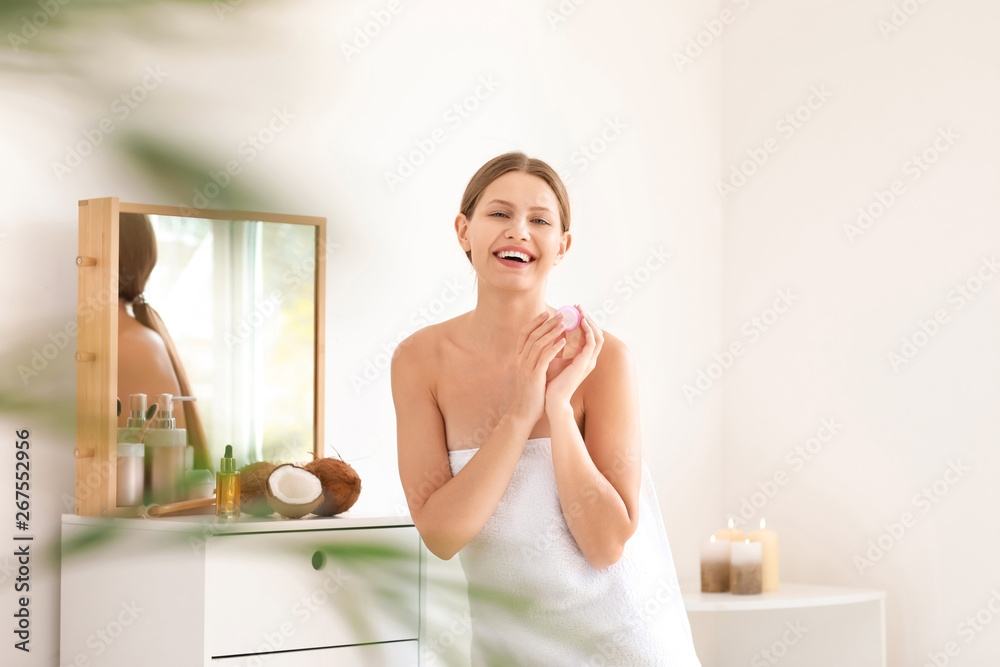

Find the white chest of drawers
[[60, 513, 423, 666]]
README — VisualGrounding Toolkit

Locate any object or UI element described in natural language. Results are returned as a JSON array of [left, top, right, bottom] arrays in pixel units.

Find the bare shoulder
[[391, 319, 456, 500], [391, 316, 467, 400], [392, 320, 448, 374], [117, 320, 182, 397], [118, 319, 170, 359], [588, 329, 636, 382], [580, 329, 639, 413]]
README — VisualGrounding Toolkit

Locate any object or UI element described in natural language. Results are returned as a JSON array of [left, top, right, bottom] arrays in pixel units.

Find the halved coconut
[[265, 464, 324, 519], [239, 461, 278, 517], [304, 457, 361, 516]]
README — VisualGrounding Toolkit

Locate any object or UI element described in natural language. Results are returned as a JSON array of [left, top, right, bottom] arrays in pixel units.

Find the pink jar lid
[[556, 305, 581, 332]]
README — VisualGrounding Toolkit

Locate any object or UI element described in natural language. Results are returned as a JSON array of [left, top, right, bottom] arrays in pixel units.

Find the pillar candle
[[714, 517, 745, 543], [699, 535, 731, 593], [730, 539, 763, 595], [748, 518, 779, 592]]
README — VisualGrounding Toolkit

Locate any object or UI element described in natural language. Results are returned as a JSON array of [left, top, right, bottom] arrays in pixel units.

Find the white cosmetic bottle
[[116, 394, 147, 507], [144, 393, 188, 505]]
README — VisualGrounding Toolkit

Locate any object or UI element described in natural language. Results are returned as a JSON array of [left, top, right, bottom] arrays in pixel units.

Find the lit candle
[[700, 535, 731, 593], [714, 517, 745, 543], [730, 539, 762, 595], [748, 518, 779, 592]]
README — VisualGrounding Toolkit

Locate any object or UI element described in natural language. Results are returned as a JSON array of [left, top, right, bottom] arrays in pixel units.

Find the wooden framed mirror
[[74, 197, 326, 517]]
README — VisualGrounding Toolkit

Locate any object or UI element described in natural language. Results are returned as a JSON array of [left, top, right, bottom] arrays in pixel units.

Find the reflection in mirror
[[116, 213, 316, 472]]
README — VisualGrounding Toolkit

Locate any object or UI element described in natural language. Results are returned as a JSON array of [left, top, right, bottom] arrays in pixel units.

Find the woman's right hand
[[509, 311, 567, 423]]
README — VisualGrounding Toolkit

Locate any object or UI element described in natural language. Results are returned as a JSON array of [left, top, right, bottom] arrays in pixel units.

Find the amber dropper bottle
[[216, 445, 240, 520]]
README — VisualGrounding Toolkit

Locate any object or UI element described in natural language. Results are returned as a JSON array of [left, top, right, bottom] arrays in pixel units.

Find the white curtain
[[212, 219, 264, 464]]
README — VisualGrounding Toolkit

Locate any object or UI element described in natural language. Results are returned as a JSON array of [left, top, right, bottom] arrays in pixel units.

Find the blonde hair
[[459, 152, 570, 263]]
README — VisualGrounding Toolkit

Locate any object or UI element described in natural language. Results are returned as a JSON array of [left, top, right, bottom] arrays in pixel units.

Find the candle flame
[[745, 538, 750, 544], [727, 517, 734, 529], [710, 535, 716, 543], [761, 518, 766, 529]]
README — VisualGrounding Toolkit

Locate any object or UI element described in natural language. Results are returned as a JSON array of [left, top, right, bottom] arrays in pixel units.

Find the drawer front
[[210, 640, 418, 666], [206, 526, 419, 658]]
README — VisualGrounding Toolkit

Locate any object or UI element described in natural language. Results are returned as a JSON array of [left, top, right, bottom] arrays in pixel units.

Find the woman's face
[[456, 171, 571, 286]]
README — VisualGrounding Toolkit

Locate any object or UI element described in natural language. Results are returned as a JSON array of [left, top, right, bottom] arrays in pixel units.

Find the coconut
[[239, 461, 277, 517], [265, 464, 324, 519], [304, 457, 361, 516]]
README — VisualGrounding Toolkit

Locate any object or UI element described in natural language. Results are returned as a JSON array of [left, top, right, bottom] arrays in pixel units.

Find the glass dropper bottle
[[216, 445, 240, 520]]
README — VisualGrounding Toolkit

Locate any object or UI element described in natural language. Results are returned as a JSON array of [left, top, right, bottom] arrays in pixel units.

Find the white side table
[[682, 582, 886, 667]]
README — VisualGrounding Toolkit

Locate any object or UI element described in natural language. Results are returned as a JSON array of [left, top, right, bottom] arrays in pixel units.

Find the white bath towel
[[448, 437, 702, 666]]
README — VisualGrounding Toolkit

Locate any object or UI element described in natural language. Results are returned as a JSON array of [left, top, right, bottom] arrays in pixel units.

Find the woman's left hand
[[544, 305, 604, 412]]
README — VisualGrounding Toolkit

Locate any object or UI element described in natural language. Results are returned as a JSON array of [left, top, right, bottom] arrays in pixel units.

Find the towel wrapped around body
[[447, 437, 701, 667]]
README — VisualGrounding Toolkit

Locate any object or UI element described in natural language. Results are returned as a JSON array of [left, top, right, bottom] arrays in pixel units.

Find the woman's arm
[[392, 329, 543, 560], [547, 332, 643, 570]]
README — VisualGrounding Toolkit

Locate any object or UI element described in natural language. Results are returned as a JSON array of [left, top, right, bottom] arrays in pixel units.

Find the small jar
[[116, 442, 145, 507], [185, 469, 215, 501]]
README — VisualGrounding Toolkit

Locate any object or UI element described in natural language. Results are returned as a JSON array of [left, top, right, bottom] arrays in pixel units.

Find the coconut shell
[[265, 464, 324, 519], [304, 457, 361, 516], [239, 461, 277, 517]]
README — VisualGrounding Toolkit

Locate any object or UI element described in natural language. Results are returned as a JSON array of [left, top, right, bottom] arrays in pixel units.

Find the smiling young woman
[[391, 151, 701, 666]]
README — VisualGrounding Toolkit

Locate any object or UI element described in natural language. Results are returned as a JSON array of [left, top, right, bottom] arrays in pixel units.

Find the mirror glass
[[117, 214, 317, 468]]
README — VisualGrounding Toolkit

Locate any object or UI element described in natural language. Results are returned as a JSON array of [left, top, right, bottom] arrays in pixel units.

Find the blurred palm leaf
[[2, 4, 493, 665], [118, 130, 275, 211]]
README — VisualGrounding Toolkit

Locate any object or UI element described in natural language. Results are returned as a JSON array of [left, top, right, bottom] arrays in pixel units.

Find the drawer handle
[[311, 550, 326, 570]]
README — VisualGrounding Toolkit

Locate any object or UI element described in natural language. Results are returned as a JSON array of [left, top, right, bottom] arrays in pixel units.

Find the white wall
[[720, 0, 1000, 664], [0, 1, 722, 665], [8, 1, 994, 666]]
